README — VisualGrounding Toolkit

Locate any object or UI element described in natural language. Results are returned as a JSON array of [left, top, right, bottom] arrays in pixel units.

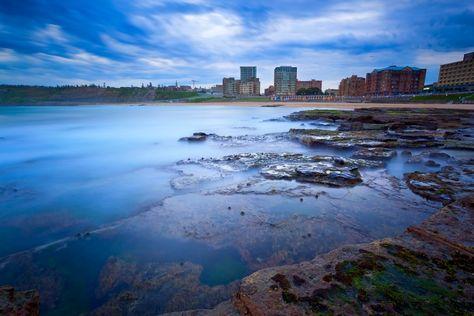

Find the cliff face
[[0, 286, 40, 316], [231, 195, 474, 315]]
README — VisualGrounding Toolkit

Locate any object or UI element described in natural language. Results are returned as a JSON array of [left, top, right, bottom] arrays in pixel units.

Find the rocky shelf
[[185, 194, 474, 315], [286, 108, 474, 150]]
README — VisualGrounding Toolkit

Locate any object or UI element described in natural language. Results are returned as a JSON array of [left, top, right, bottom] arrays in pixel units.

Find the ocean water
[[0, 105, 309, 256], [0, 105, 448, 314]]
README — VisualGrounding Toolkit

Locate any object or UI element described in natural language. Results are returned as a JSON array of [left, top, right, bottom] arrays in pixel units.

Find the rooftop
[[373, 65, 423, 72]]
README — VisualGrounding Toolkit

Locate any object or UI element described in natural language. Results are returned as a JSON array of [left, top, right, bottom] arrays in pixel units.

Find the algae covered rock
[[0, 285, 39, 316]]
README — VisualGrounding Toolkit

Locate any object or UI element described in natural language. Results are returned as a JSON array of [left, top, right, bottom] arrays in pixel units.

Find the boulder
[[179, 132, 209, 142]]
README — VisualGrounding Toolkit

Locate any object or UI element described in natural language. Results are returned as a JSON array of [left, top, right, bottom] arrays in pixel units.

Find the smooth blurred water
[[0, 105, 313, 257]]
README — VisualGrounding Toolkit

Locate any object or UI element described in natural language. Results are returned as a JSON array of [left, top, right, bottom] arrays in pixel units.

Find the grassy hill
[[0, 85, 199, 105]]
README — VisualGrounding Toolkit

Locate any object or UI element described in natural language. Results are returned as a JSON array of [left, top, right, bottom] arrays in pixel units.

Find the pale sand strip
[[123, 101, 474, 110]]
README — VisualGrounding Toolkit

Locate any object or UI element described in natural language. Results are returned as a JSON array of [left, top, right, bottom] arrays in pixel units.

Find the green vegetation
[[154, 89, 198, 100], [236, 96, 271, 102], [277, 247, 472, 315], [296, 87, 323, 95], [185, 95, 269, 103], [0, 85, 199, 104], [185, 96, 229, 103], [411, 93, 474, 103]]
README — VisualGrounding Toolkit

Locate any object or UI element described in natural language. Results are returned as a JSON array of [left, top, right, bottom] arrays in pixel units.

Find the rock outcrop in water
[[175, 153, 383, 188], [260, 163, 362, 187], [351, 147, 397, 161], [0, 285, 40, 316], [179, 132, 213, 142], [405, 163, 474, 205], [287, 108, 474, 150]]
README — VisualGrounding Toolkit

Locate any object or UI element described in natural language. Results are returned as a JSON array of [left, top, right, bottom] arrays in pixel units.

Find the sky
[[0, 0, 473, 90]]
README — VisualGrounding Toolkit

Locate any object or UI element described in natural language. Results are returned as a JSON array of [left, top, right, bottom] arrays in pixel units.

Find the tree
[[296, 87, 322, 95]]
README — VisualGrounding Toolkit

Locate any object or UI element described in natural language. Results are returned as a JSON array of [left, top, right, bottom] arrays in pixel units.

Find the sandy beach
[[137, 101, 474, 110]]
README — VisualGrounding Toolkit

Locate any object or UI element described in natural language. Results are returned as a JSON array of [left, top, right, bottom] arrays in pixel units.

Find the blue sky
[[0, 0, 473, 89]]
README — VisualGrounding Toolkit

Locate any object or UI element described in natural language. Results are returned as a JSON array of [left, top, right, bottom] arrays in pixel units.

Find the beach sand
[[130, 101, 474, 110]]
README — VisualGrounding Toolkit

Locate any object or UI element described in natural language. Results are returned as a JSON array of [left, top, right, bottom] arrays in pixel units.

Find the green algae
[[279, 247, 472, 315]]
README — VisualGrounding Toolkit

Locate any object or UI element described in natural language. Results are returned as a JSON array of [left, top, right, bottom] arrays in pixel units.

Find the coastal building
[[239, 78, 260, 96], [240, 66, 257, 82], [264, 85, 275, 96], [437, 52, 474, 91], [210, 84, 223, 95], [179, 85, 192, 91], [237, 66, 260, 96], [365, 66, 426, 96], [223, 77, 239, 97], [339, 75, 366, 96], [274, 66, 297, 96], [296, 79, 322, 92]]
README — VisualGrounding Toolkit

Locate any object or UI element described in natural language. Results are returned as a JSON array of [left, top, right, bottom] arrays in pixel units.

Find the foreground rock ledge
[[184, 195, 473, 315], [0, 286, 40, 316], [232, 195, 474, 315]]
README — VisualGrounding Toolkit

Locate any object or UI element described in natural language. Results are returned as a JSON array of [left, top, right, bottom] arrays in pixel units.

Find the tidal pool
[[0, 105, 447, 314]]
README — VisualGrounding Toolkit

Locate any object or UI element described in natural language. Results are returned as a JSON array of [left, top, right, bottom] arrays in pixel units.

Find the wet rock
[[289, 129, 394, 148], [0, 285, 40, 316], [406, 155, 423, 164], [229, 195, 474, 315], [179, 132, 211, 142], [428, 152, 451, 160], [94, 257, 239, 315], [404, 166, 474, 204], [182, 132, 289, 147], [292, 275, 306, 286], [401, 150, 412, 157], [177, 152, 382, 175], [287, 108, 474, 150], [424, 160, 440, 168], [351, 147, 397, 161], [173, 153, 382, 191], [287, 108, 472, 131], [260, 163, 362, 187], [170, 168, 224, 190], [209, 178, 326, 197]]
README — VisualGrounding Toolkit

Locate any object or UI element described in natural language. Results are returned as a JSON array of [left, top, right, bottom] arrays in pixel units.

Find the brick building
[[365, 66, 426, 96], [296, 79, 322, 91], [338, 75, 366, 96], [223, 77, 239, 97], [264, 85, 275, 96], [437, 52, 474, 91]]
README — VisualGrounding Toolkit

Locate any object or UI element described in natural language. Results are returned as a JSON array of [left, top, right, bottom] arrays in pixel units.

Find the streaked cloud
[[0, 0, 473, 88]]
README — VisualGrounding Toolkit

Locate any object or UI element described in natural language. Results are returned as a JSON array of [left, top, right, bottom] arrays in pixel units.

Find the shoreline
[[1, 101, 474, 110]]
